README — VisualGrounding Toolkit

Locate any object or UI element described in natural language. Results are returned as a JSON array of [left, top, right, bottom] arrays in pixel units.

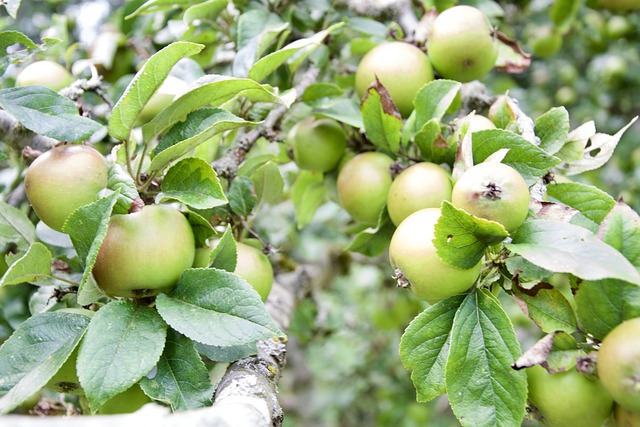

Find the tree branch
[[0, 110, 58, 152]]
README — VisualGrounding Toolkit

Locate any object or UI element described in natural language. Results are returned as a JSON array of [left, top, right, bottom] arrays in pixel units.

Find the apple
[[389, 208, 482, 303], [24, 145, 109, 232], [97, 383, 151, 414], [15, 60, 73, 91], [600, 0, 640, 12], [355, 41, 434, 117], [337, 152, 394, 226], [287, 118, 347, 172], [427, 5, 498, 82], [92, 204, 196, 299]]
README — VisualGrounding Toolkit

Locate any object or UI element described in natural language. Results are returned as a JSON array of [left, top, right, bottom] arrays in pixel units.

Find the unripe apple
[[355, 42, 434, 117], [46, 347, 83, 395], [389, 208, 482, 303], [98, 384, 151, 414], [428, 5, 498, 82], [15, 60, 73, 91], [136, 76, 187, 124], [466, 114, 496, 133], [386, 162, 452, 226], [598, 317, 640, 413], [92, 205, 196, 299], [287, 118, 347, 172], [452, 162, 530, 233], [24, 145, 109, 232], [529, 25, 563, 58], [526, 364, 614, 427], [600, 0, 640, 12], [337, 152, 394, 226]]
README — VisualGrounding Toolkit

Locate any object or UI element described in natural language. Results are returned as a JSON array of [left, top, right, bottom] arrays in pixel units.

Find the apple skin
[[600, 0, 640, 12], [92, 205, 196, 299], [386, 162, 452, 226], [451, 162, 530, 233], [46, 347, 83, 395], [287, 118, 347, 172], [97, 383, 151, 415], [598, 318, 640, 413], [24, 145, 109, 232], [355, 41, 434, 117], [337, 152, 394, 226], [526, 364, 613, 427], [15, 60, 73, 91], [466, 114, 496, 134], [389, 208, 482, 303], [427, 5, 498, 82]]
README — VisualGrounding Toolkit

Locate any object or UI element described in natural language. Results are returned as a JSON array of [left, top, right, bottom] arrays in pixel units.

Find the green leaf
[[248, 23, 344, 81], [413, 79, 462, 127], [346, 215, 395, 257], [108, 41, 204, 141], [550, 0, 581, 33], [0, 200, 35, 254], [0, 312, 90, 414], [313, 98, 363, 129], [361, 81, 402, 153], [0, 31, 36, 74], [195, 342, 257, 362], [159, 158, 227, 210], [142, 77, 282, 143], [507, 220, 640, 285], [414, 119, 451, 164], [302, 83, 344, 103], [598, 202, 640, 269], [434, 201, 508, 270], [227, 176, 256, 217], [183, 0, 228, 25], [534, 107, 570, 156], [107, 164, 140, 215], [77, 300, 167, 412], [512, 286, 577, 333], [156, 268, 283, 347], [209, 227, 237, 271], [546, 182, 616, 225], [140, 329, 213, 411], [0, 242, 51, 286], [575, 279, 640, 341], [183, 210, 216, 248], [292, 170, 326, 229], [0, 87, 104, 142], [149, 109, 258, 173], [0, 0, 20, 19], [472, 129, 561, 186], [446, 290, 526, 427], [126, 0, 192, 18], [233, 11, 289, 78], [63, 193, 119, 305], [505, 256, 552, 284], [251, 161, 284, 207], [399, 295, 465, 402]]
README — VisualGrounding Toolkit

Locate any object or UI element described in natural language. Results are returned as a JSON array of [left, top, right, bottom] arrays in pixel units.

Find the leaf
[[291, 170, 326, 229], [108, 41, 204, 141], [126, 0, 192, 18], [227, 176, 256, 218], [550, 0, 581, 33], [313, 98, 363, 129], [159, 158, 227, 210], [302, 83, 344, 103], [0, 200, 35, 253], [0, 87, 104, 142], [0, 31, 37, 74], [0, 242, 51, 286], [556, 117, 637, 176], [507, 220, 640, 285], [446, 290, 527, 427], [0, 0, 20, 19], [512, 286, 577, 333], [546, 182, 616, 225], [597, 202, 640, 269], [360, 79, 402, 153], [346, 217, 395, 258], [399, 295, 465, 402], [107, 164, 140, 215], [251, 161, 284, 207], [142, 76, 283, 143], [233, 11, 289, 78], [0, 312, 90, 414], [434, 201, 508, 270], [414, 119, 452, 164], [196, 342, 257, 362], [77, 300, 167, 412], [63, 193, 119, 305], [155, 268, 283, 347], [472, 129, 561, 186], [505, 256, 553, 284], [183, 0, 228, 25], [248, 23, 344, 81], [183, 210, 216, 248], [575, 279, 640, 341], [534, 107, 569, 156], [140, 329, 213, 411], [413, 80, 462, 128], [209, 227, 237, 272]]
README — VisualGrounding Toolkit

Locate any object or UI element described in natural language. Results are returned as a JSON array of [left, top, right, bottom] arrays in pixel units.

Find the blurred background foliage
[[1, 0, 638, 425]]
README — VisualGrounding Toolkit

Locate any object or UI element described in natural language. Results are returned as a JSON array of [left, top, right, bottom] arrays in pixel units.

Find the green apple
[[287, 118, 347, 172], [15, 60, 73, 91], [97, 384, 151, 414]]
